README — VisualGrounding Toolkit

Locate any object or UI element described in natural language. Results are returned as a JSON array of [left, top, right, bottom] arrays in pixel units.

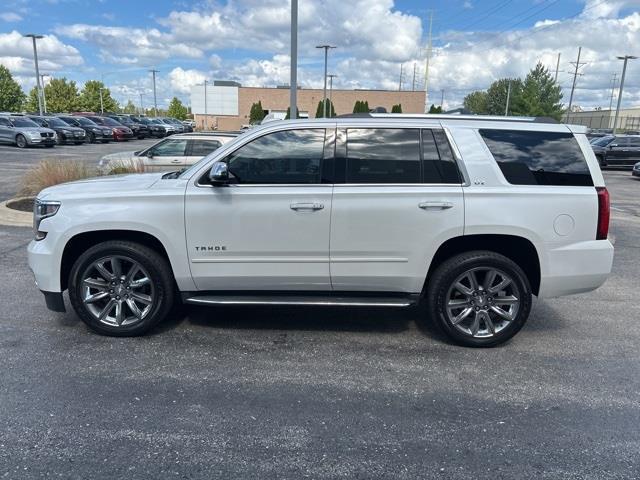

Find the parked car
[[98, 132, 238, 172], [149, 118, 178, 135], [158, 117, 185, 133], [83, 116, 134, 142], [57, 115, 113, 144], [0, 115, 56, 148], [633, 162, 640, 178], [28, 116, 86, 145], [126, 116, 168, 138], [590, 134, 640, 167], [27, 115, 613, 347], [107, 115, 150, 140], [182, 120, 196, 128]]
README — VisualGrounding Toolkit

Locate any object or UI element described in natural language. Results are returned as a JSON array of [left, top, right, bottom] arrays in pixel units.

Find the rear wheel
[[68, 241, 175, 336], [87, 131, 96, 143], [426, 251, 532, 347], [15, 134, 27, 148]]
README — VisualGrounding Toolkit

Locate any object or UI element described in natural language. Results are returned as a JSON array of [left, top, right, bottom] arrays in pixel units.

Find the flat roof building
[[563, 107, 640, 131], [190, 84, 427, 130]]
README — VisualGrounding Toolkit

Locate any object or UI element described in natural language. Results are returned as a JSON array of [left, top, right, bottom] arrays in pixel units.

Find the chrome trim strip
[[192, 257, 328, 263], [330, 257, 409, 263], [184, 297, 413, 307]]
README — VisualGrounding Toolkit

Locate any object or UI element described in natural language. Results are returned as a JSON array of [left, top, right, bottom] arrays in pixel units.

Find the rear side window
[[346, 128, 421, 183], [190, 139, 222, 156], [422, 130, 462, 183], [479, 129, 593, 186], [627, 137, 640, 147]]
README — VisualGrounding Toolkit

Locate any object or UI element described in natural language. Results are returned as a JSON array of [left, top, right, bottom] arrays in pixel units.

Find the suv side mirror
[[209, 161, 229, 185]]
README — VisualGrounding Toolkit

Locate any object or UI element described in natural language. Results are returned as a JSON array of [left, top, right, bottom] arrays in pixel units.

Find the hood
[[37, 172, 165, 200], [18, 127, 55, 135], [98, 150, 139, 167]]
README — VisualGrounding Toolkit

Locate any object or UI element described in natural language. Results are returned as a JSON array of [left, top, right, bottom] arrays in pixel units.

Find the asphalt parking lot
[[0, 163, 638, 478]]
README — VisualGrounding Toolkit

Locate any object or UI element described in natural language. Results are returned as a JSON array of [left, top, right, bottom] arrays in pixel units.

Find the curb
[[0, 197, 33, 228]]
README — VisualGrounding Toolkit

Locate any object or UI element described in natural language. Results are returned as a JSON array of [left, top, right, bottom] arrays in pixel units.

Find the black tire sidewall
[[88, 132, 95, 143], [68, 241, 174, 336], [16, 134, 26, 148], [427, 251, 532, 347]]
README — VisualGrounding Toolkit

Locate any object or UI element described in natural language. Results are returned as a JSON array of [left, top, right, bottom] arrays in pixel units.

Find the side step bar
[[182, 294, 419, 308]]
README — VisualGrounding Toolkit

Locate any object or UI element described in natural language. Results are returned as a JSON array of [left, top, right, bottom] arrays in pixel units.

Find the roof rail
[[337, 113, 559, 124]]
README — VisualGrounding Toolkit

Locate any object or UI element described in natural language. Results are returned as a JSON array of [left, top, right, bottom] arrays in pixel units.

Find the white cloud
[[168, 67, 206, 94], [0, 13, 23, 22]]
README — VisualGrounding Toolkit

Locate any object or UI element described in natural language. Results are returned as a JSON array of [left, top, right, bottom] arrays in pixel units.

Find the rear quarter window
[[479, 129, 593, 187]]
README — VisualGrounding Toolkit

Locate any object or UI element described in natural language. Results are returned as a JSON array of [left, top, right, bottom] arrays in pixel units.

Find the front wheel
[[87, 132, 96, 143], [426, 251, 532, 347], [15, 134, 27, 148], [68, 241, 175, 336]]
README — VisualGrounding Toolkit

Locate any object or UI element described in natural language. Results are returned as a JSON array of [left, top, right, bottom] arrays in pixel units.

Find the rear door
[[185, 138, 223, 166], [329, 126, 464, 293], [0, 117, 11, 143], [625, 136, 640, 164], [606, 136, 630, 165], [143, 138, 189, 171]]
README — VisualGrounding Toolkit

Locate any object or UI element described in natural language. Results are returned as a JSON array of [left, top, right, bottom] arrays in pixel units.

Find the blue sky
[[1, 0, 640, 110]]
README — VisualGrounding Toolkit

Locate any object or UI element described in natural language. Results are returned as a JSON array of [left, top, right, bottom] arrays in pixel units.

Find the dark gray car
[[0, 115, 56, 148], [591, 135, 640, 168], [28, 116, 86, 145]]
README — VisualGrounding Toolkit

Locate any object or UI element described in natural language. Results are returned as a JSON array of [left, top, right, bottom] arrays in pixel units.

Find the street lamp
[[24, 34, 44, 115], [327, 74, 337, 117], [316, 45, 336, 117], [612, 55, 637, 133]]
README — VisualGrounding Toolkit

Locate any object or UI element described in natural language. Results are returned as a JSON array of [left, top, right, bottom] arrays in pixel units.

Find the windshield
[[11, 117, 39, 128], [47, 118, 71, 128], [591, 136, 614, 146], [98, 117, 123, 126], [75, 117, 97, 126], [116, 117, 133, 124]]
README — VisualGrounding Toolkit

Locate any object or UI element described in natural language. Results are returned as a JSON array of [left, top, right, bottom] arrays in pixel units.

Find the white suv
[[27, 115, 614, 347]]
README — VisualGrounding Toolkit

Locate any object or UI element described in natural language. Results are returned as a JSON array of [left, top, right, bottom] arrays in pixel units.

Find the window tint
[[29, 117, 46, 126], [627, 137, 640, 147], [479, 129, 593, 187], [346, 128, 420, 183], [227, 129, 325, 184], [611, 137, 627, 147], [0, 117, 9, 126], [149, 139, 187, 156], [422, 129, 462, 183], [190, 139, 222, 157]]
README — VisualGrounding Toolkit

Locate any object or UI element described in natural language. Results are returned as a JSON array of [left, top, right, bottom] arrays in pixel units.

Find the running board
[[182, 294, 419, 308]]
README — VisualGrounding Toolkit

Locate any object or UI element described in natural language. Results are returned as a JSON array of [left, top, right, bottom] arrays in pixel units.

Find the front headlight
[[92, 128, 101, 133], [33, 199, 61, 241], [61, 130, 71, 134], [28, 132, 40, 139]]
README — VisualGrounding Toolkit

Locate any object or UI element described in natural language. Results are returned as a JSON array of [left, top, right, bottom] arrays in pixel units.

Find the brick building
[[191, 83, 426, 130]]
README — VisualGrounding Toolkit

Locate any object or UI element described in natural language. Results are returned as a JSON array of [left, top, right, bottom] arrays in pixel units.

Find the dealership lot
[[0, 166, 638, 477]]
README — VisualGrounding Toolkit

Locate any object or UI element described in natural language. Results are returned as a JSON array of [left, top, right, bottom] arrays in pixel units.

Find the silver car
[[0, 115, 57, 148]]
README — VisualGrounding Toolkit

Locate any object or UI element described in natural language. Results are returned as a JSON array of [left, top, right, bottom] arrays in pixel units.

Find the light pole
[[139, 93, 144, 116], [612, 55, 637, 133], [505, 80, 512, 116], [290, 0, 298, 120], [40, 74, 49, 114], [203, 79, 208, 130], [327, 74, 337, 117], [149, 69, 159, 117], [316, 44, 336, 118], [24, 34, 44, 115]]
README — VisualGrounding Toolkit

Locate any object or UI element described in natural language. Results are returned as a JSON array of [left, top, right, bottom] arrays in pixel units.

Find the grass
[[19, 158, 148, 197]]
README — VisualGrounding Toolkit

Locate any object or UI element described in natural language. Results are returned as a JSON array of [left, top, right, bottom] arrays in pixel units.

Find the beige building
[[191, 84, 426, 131], [562, 107, 640, 131]]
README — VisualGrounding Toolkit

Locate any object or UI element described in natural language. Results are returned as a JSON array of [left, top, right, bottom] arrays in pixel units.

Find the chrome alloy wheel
[[81, 255, 155, 327], [445, 267, 520, 338]]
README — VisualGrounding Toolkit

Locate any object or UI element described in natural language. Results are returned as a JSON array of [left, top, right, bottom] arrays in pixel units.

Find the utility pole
[[609, 73, 618, 112], [567, 47, 586, 123], [203, 79, 208, 130], [316, 44, 336, 118], [327, 74, 337, 117], [613, 55, 637, 133], [40, 74, 49, 114], [399, 64, 403, 91], [440, 89, 445, 109], [554, 52, 561, 82], [412, 63, 417, 91], [149, 69, 159, 117], [423, 11, 434, 113], [24, 34, 44, 115], [290, 0, 298, 119], [139, 93, 144, 116], [505, 80, 512, 116]]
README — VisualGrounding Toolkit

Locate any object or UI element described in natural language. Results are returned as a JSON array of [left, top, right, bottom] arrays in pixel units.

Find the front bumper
[[113, 131, 134, 141], [632, 168, 640, 177], [26, 136, 56, 146]]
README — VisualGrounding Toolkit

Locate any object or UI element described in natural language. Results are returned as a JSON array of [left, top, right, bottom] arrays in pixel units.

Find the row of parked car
[[588, 133, 640, 176], [0, 113, 194, 148]]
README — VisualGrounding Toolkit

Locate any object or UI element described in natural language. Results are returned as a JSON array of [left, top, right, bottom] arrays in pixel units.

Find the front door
[[606, 137, 630, 165], [185, 127, 334, 291], [330, 127, 464, 293], [0, 117, 11, 143], [144, 138, 188, 171]]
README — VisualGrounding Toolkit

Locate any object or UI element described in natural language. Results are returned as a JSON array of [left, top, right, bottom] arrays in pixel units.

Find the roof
[[172, 132, 240, 138], [338, 113, 559, 123]]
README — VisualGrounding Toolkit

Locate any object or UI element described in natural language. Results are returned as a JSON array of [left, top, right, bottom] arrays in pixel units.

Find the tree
[[391, 103, 402, 113], [485, 78, 523, 116], [284, 106, 300, 119], [79, 80, 118, 113], [463, 91, 488, 114], [352, 100, 370, 113], [249, 101, 265, 123], [315, 99, 336, 118], [41, 77, 80, 113], [514, 62, 564, 120], [0, 65, 25, 112], [122, 100, 137, 114], [24, 87, 40, 113], [428, 104, 443, 113], [167, 97, 188, 120]]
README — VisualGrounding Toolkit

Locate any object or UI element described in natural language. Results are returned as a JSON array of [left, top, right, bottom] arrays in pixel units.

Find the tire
[[68, 240, 175, 337], [45, 144, 54, 148], [596, 155, 606, 168], [426, 250, 532, 347], [88, 132, 96, 143], [15, 134, 27, 148], [56, 135, 63, 145]]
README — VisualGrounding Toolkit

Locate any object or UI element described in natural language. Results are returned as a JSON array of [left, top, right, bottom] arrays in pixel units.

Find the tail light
[[596, 187, 610, 240]]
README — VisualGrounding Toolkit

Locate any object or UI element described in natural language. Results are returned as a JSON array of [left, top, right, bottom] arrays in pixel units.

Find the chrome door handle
[[419, 202, 454, 210], [290, 202, 324, 211], [171, 159, 182, 163]]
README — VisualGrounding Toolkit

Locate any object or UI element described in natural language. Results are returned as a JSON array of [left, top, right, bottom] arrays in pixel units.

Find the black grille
[[40, 132, 53, 138]]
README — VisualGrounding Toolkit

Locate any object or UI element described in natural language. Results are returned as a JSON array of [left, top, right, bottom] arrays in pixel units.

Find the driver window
[[226, 129, 325, 184], [148, 139, 188, 156], [0, 118, 9, 126]]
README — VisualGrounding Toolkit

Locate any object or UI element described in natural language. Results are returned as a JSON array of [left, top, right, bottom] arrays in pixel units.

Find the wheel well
[[426, 234, 541, 295], [60, 230, 171, 291]]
